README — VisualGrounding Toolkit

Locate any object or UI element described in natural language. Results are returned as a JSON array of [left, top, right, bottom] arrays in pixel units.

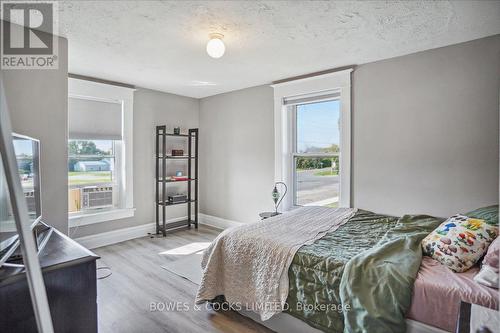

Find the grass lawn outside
[[68, 171, 113, 186], [314, 170, 338, 176]]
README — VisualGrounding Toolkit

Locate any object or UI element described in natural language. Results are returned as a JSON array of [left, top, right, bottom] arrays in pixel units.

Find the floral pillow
[[422, 215, 498, 272]]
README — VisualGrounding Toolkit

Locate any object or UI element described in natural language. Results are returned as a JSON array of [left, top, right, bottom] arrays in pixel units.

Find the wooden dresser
[[0, 227, 99, 332]]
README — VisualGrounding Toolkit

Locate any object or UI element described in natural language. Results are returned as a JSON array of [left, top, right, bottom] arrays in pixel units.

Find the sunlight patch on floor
[[159, 242, 210, 256]]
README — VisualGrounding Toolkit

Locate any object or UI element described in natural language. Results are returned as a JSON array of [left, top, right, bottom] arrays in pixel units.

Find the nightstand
[[259, 212, 281, 220], [456, 301, 499, 333]]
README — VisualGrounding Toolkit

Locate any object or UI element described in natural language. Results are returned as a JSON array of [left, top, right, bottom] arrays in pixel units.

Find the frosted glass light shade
[[206, 36, 225, 58]]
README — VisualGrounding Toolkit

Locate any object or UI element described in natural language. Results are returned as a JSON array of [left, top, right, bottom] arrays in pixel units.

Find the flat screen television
[[0, 133, 42, 264]]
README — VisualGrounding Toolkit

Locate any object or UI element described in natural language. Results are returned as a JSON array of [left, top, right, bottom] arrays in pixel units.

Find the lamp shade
[[206, 34, 225, 58]]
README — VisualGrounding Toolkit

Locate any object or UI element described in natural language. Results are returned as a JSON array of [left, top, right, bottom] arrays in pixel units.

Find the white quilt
[[195, 206, 356, 320]]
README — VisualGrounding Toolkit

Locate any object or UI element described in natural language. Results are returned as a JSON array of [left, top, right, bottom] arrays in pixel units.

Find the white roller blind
[[68, 97, 122, 140], [283, 90, 340, 106]]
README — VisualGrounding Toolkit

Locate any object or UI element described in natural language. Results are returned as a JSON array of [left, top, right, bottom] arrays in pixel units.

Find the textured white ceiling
[[58, 1, 500, 98]]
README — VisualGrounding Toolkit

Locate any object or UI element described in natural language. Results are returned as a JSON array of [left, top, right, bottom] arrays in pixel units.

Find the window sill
[[69, 208, 135, 227]]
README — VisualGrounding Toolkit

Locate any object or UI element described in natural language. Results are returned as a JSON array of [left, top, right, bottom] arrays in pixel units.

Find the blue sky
[[296, 100, 340, 153], [13, 139, 33, 157]]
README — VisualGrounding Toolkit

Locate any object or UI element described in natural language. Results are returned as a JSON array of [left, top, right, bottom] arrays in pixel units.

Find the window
[[272, 69, 352, 210], [68, 78, 135, 225], [68, 140, 117, 213], [293, 100, 340, 207]]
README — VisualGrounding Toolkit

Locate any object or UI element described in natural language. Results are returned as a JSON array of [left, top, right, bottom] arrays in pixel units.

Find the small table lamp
[[259, 182, 288, 220], [272, 181, 287, 214]]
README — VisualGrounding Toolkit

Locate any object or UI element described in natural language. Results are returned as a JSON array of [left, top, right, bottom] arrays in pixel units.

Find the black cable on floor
[[97, 266, 112, 280]]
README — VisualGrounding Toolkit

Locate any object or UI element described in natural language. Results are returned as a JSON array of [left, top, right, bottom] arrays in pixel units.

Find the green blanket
[[286, 211, 443, 333], [286, 210, 398, 332], [340, 214, 443, 333]]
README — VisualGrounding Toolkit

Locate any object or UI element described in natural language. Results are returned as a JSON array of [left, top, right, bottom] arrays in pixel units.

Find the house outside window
[[68, 139, 116, 212]]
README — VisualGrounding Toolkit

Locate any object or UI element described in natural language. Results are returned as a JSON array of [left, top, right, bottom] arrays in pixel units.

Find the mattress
[[407, 256, 499, 332]]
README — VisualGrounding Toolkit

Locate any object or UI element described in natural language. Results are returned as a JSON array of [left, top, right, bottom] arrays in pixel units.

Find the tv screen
[[0, 134, 41, 256]]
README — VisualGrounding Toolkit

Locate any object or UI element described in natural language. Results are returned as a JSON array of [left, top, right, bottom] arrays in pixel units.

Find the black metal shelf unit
[[155, 126, 199, 236]]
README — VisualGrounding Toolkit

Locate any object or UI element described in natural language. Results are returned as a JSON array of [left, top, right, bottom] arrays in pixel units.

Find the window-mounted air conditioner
[[81, 186, 113, 210]]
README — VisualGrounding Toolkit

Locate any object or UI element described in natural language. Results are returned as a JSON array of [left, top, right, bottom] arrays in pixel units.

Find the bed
[[196, 207, 499, 333]]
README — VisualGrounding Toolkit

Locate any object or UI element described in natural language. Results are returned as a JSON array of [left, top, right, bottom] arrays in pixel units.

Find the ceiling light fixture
[[206, 33, 225, 59]]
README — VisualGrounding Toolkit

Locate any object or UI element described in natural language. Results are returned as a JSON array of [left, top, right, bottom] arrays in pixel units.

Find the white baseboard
[[199, 213, 241, 230], [74, 216, 188, 249], [73, 222, 155, 249], [73, 214, 240, 249]]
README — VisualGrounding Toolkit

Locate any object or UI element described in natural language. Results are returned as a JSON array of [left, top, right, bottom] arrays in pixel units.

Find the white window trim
[[272, 69, 352, 211], [69, 208, 136, 227], [68, 78, 135, 226]]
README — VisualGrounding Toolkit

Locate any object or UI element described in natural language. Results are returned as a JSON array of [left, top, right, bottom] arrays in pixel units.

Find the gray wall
[[72, 88, 199, 237], [1, 35, 69, 234], [198, 35, 499, 223], [352, 35, 499, 217], [199, 85, 275, 223]]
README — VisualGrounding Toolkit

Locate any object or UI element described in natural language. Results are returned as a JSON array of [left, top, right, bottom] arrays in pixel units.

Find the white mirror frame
[[0, 76, 54, 332]]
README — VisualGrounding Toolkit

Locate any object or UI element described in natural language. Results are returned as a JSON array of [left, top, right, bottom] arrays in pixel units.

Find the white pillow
[[474, 236, 499, 289], [474, 264, 499, 289]]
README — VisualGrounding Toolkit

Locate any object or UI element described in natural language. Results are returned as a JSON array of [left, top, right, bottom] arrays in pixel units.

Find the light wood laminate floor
[[94, 226, 273, 333]]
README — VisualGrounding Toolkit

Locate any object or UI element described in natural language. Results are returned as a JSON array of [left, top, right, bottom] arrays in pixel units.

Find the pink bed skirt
[[407, 256, 499, 332]]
